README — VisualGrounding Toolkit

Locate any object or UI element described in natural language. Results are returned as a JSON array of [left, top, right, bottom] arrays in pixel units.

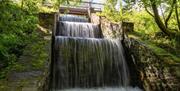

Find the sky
[[92, 0, 106, 3], [81, 0, 106, 9], [87, 0, 124, 10], [82, 0, 106, 4]]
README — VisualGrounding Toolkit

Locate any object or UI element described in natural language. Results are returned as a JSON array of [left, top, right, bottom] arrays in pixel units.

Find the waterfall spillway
[[56, 22, 102, 38], [53, 37, 129, 88], [51, 15, 141, 91], [60, 15, 88, 22]]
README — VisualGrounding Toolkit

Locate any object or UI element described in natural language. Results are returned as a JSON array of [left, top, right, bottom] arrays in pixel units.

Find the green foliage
[[31, 41, 48, 70], [0, 0, 71, 79], [99, 6, 123, 22], [22, 0, 42, 14], [51, 0, 82, 9], [0, 1, 39, 78], [128, 10, 159, 35], [12, 40, 48, 72], [99, 0, 123, 22], [127, 10, 180, 58]]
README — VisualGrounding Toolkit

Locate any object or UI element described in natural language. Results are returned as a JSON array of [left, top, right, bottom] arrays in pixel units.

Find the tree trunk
[[150, 0, 171, 36]]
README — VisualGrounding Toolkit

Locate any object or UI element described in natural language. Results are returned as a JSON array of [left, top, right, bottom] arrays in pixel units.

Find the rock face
[[100, 17, 123, 39], [91, 14, 133, 39], [123, 38, 180, 91]]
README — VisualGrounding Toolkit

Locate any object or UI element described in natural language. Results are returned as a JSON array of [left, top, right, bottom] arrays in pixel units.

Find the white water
[[51, 14, 142, 91], [51, 87, 142, 91], [53, 37, 130, 87], [60, 15, 88, 22], [57, 21, 101, 38]]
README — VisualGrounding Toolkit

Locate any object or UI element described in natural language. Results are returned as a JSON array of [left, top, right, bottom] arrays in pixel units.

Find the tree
[[141, 0, 179, 37], [108, 0, 180, 37]]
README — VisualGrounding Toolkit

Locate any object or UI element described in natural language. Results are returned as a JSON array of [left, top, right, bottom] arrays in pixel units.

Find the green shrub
[[0, 1, 39, 78]]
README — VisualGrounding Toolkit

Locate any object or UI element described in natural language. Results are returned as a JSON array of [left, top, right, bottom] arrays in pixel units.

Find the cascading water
[[53, 37, 129, 88], [52, 87, 141, 91], [56, 21, 102, 38], [60, 15, 88, 22], [51, 15, 142, 91]]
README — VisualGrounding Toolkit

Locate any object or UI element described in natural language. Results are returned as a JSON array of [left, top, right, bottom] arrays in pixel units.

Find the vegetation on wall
[[0, 0, 40, 78]]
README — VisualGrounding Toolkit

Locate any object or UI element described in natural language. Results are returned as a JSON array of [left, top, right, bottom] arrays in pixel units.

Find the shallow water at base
[[51, 87, 142, 91]]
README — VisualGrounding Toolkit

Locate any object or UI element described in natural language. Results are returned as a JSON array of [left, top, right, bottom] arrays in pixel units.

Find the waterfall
[[56, 22, 102, 38], [52, 87, 141, 91], [60, 15, 88, 22], [51, 15, 141, 91], [52, 37, 129, 89]]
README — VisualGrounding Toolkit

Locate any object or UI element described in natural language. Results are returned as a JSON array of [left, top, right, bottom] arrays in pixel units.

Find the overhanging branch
[[165, 0, 176, 28], [145, 7, 154, 17]]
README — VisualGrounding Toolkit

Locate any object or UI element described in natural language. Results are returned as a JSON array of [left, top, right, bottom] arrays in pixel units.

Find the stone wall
[[123, 38, 180, 91], [90, 14, 133, 39], [90, 13, 100, 24], [0, 40, 50, 91], [100, 17, 123, 39]]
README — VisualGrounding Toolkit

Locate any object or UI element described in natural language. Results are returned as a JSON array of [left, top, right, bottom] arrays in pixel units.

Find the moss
[[0, 80, 8, 91], [31, 41, 49, 70], [0, 12, 52, 91], [128, 31, 180, 87], [128, 31, 180, 63], [13, 64, 26, 72], [174, 67, 180, 78]]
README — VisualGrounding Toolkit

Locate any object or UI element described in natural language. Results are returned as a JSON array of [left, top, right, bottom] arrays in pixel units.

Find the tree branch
[[175, 0, 180, 31], [150, 0, 170, 36], [165, 0, 176, 28], [144, 7, 154, 17], [21, 0, 24, 10]]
